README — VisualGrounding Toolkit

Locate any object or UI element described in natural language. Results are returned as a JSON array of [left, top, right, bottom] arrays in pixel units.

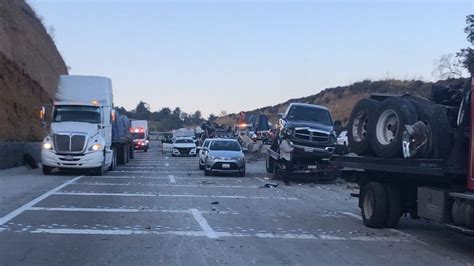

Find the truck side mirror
[[277, 113, 284, 119]]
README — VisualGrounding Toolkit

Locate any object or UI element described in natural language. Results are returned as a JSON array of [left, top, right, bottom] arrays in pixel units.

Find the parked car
[[172, 137, 197, 157], [198, 138, 213, 170], [204, 138, 246, 177], [337, 130, 348, 147]]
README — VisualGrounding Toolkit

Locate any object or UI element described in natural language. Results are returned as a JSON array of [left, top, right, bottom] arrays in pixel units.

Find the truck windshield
[[210, 140, 241, 151], [287, 106, 332, 125], [52, 106, 101, 124]]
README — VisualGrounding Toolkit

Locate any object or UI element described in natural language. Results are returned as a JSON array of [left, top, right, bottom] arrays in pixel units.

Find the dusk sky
[[29, 0, 471, 117]]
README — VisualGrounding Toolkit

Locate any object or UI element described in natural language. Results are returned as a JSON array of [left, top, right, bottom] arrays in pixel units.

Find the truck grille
[[54, 134, 86, 153], [293, 129, 329, 143]]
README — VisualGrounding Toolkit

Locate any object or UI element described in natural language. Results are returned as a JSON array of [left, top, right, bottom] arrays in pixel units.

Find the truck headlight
[[89, 143, 103, 152], [43, 142, 53, 150]]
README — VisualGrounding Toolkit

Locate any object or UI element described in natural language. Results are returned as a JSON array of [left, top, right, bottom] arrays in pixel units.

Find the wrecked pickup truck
[[265, 103, 339, 180]]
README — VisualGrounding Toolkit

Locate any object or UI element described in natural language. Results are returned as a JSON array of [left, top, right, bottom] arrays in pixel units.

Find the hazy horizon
[[29, 0, 472, 116]]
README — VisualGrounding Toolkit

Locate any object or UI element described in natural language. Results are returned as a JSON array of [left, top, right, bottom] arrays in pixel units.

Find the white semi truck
[[41, 75, 116, 176]]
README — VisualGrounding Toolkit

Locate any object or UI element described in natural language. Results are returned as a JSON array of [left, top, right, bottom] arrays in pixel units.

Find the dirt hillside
[[216, 78, 468, 126], [0, 0, 68, 141]]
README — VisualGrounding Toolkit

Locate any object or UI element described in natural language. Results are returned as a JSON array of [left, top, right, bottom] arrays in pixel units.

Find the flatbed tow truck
[[330, 78, 474, 232]]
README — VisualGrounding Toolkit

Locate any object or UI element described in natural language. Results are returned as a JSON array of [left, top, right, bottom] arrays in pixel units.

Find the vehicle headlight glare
[[43, 142, 52, 150], [90, 144, 102, 151]]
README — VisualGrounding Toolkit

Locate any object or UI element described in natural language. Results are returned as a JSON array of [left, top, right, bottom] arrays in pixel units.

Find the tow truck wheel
[[361, 182, 388, 228], [42, 165, 53, 175], [384, 184, 402, 228]]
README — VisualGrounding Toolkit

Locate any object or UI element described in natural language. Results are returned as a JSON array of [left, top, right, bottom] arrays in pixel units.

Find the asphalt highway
[[0, 142, 472, 265]]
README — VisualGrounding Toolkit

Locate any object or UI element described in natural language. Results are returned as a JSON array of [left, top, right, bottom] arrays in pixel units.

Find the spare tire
[[370, 98, 417, 158], [348, 99, 380, 155], [419, 104, 452, 159]]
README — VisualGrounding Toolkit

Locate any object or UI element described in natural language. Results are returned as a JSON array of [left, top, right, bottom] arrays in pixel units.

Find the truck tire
[[419, 105, 452, 159], [361, 182, 388, 228], [348, 99, 380, 155], [116, 145, 124, 165], [42, 165, 53, 175], [94, 165, 104, 176], [370, 98, 417, 158], [384, 184, 402, 228], [266, 156, 274, 174], [129, 145, 135, 159], [108, 149, 117, 171]]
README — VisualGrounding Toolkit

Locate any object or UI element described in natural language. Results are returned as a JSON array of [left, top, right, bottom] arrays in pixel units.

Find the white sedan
[[172, 137, 197, 157]]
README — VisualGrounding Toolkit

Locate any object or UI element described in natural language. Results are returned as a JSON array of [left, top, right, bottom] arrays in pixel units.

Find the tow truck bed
[[329, 154, 465, 177]]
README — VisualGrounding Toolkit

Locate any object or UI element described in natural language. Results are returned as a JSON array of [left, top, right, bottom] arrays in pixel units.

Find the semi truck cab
[[41, 75, 115, 176]]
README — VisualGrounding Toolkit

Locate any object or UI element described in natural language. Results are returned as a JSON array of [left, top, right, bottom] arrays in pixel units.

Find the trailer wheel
[[384, 184, 402, 228], [42, 165, 53, 175], [348, 99, 380, 155], [361, 182, 388, 228], [370, 98, 417, 158]]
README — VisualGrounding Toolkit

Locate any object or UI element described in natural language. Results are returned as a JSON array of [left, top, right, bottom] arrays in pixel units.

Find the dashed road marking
[[73, 181, 259, 189], [27, 228, 411, 242], [27, 207, 239, 215], [341, 212, 428, 246], [168, 175, 176, 183], [53, 192, 298, 200], [0, 175, 84, 226], [190, 208, 218, 239]]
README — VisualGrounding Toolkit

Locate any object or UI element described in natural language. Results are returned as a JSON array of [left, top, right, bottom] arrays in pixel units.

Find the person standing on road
[[279, 131, 294, 186]]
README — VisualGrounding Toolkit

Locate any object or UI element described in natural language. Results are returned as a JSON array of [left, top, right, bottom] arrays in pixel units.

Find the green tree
[[457, 15, 474, 74]]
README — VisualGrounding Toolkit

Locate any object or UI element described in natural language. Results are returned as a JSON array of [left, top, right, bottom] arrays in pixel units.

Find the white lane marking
[[28, 228, 410, 242], [54, 192, 156, 197], [342, 212, 428, 246], [74, 181, 259, 189], [255, 177, 268, 184], [53, 192, 298, 200], [32, 228, 206, 237], [0, 175, 84, 226], [113, 170, 202, 174], [168, 175, 176, 183], [342, 212, 362, 220], [27, 207, 238, 215], [190, 208, 218, 239]]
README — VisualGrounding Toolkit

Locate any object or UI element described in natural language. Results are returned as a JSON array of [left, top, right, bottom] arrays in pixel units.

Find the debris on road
[[258, 183, 278, 189]]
